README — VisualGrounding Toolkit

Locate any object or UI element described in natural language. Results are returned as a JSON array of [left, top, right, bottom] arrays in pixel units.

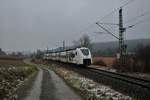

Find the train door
[[74, 49, 82, 64]]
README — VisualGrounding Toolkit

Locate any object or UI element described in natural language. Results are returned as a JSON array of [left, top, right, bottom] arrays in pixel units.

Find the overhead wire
[[97, 0, 135, 23], [125, 11, 150, 23], [80, 0, 135, 33], [75, 0, 135, 35], [130, 16, 150, 27], [120, 0, 135, 8]]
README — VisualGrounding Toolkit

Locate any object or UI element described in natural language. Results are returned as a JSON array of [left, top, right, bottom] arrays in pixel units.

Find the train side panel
[[43, 47, 92, 66]]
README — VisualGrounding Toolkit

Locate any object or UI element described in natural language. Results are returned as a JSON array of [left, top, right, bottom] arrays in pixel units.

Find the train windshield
[[80, 49, 89, 56]]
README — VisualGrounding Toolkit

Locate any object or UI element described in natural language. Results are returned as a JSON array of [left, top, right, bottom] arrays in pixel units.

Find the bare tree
[[135, 44, 150, 71], [35, 49, 44, 59], [72, 34, 92, 49], [72, 40, 80, 47], [0, 48, 6, 55], [79, 34, 91, 48]]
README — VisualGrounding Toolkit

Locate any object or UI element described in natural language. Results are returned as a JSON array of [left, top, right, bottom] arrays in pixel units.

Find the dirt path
[[21, 61, 82, 100]]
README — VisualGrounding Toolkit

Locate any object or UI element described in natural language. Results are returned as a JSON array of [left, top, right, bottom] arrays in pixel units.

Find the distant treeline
[[91, 39, 150, 57], [0, 48, 25, 60], [91, 48, 117, 57]]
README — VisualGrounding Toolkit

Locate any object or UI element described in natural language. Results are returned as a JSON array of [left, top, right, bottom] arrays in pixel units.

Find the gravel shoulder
[[90, 65, 150, 80]]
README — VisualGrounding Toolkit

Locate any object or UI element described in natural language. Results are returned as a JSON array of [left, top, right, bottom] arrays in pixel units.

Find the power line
[[97, 0, 135, 23], [97, 9, 119, 23], [130, 16, 150, 27], [98, 22, 119, 26], [75, 0, 135, 35], [120, 0, 135, 8], [77, 23, 96, 34], [96, 22, 119, 39], [78, 8, 118, 34], [123, 16, 150, 30], [125, 11, 150, 23]]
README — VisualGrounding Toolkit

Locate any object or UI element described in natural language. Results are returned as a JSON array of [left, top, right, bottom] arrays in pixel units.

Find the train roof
[[45, 46, 88, 54]]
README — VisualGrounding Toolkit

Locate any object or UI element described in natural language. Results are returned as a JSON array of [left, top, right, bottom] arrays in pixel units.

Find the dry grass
[[0, 55, 23, 60], [93, 57, 116, 67], [0, 59, 37, 99], [0, 59, 29, 67]]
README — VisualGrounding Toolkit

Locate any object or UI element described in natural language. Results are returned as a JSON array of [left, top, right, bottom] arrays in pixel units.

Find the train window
[[72, 53, 75, 58], [70, 52, 75, 58], [80, 49, 89, 56]]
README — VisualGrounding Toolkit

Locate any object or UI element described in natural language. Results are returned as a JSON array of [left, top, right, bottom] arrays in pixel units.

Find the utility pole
[[46, 46, 48, 53], [96, 8, 127, 66], [119, 8, 126, 66], [63, 40, 65, 50]]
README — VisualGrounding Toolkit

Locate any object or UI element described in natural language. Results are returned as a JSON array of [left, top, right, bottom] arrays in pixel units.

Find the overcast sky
[[0, 0, 150, 52]]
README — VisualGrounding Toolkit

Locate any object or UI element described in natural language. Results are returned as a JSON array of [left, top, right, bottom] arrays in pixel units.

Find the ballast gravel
[[46, 64, 132, 100]]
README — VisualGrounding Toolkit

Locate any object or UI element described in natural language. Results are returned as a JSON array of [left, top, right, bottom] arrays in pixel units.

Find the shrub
[[93, 59, 107, 66], [112, 44, 150, 72]]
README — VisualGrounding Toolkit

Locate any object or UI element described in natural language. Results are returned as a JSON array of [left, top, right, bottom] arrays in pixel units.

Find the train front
[[77, 47, 92, 66]]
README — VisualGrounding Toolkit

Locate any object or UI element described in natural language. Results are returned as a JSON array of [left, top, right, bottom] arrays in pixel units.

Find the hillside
[[91, 39, 150, 56]]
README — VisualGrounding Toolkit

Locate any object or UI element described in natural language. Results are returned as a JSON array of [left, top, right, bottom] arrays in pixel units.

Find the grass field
[[0, 59, 29, 67], [0, 58, 37, 99]]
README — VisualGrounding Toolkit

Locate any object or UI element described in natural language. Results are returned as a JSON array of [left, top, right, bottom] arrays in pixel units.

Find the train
[[43, 47, 92, 66]]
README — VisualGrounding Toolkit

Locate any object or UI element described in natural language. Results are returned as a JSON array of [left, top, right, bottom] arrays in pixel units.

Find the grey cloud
[[0, 0, 150, 52]]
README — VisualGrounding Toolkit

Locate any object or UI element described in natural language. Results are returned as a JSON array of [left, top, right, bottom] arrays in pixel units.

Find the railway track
[[88, 67, 150, 89], [47, 60, 150, 99]]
